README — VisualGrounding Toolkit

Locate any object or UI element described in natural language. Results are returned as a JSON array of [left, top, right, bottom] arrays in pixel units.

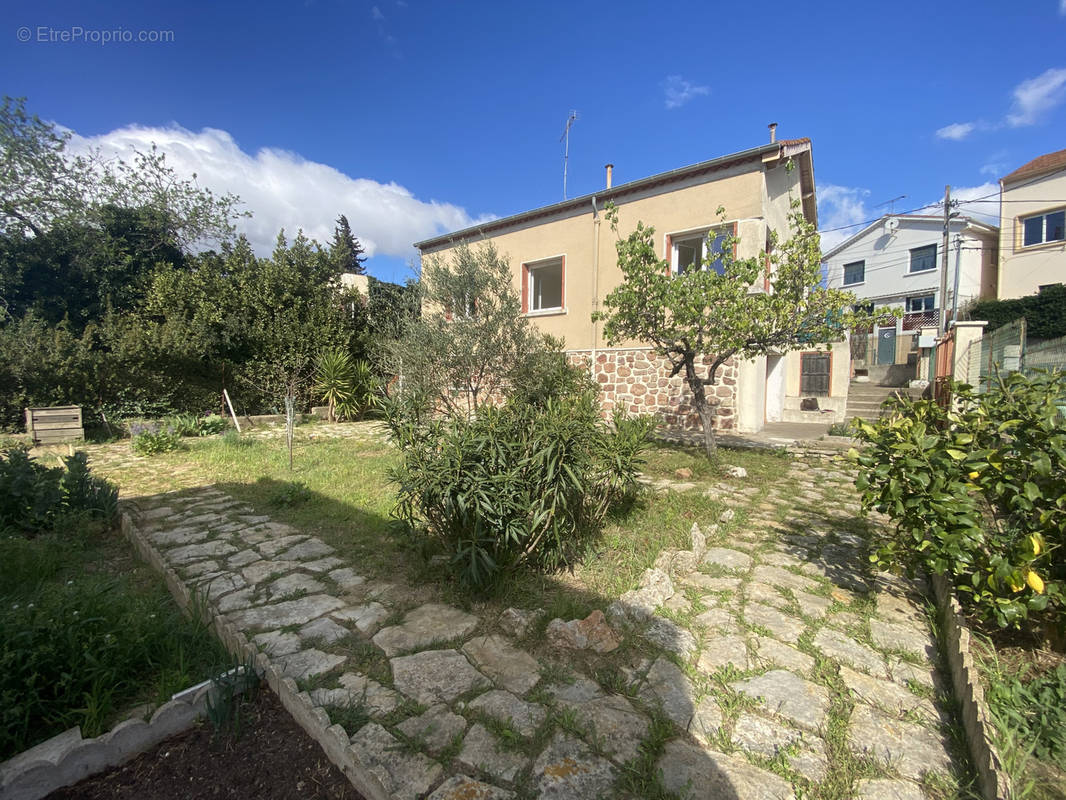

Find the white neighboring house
[[823, 214, 998, 376]]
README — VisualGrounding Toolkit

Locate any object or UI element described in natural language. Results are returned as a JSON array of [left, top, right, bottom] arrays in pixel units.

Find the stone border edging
[[117, 509, 394, 800], [930, 573, 1011, 800], [0, 665, 246, 799]]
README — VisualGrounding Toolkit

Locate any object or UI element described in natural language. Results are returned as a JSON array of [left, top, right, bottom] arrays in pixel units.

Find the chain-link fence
[[955, 317, 1066, 389], [1023, 334, 1066, 376]]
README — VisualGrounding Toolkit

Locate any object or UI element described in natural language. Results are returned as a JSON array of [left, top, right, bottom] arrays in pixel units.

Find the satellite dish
[[884, 218, 900, 235]]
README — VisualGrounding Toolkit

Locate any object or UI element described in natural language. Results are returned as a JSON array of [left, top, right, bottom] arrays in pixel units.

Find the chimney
[[768, 122, 778, 143], [605, 163, 614, 189]]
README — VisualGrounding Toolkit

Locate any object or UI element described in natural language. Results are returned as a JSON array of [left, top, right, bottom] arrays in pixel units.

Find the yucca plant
[[335, 359, 379, 420], [313, 348, 354, 422]]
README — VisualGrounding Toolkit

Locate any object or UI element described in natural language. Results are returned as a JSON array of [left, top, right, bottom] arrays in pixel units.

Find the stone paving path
[[85, 428, 963, 800]]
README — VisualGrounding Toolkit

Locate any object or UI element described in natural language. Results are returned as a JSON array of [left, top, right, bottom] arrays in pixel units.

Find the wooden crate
[[25, 406, 85, 443]]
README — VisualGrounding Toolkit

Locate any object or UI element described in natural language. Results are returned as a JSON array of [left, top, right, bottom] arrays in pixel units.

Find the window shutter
[[521, 263, 529, 314]]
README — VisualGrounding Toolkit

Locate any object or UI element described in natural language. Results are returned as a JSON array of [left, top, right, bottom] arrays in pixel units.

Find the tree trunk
[[683, 356, 718, 460]]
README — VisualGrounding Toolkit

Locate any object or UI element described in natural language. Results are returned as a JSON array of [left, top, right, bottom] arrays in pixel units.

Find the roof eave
[[414, 140, 806, 250]]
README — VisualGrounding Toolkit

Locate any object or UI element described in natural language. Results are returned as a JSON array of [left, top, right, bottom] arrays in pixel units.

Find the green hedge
[[970, 283, 1066, 339]]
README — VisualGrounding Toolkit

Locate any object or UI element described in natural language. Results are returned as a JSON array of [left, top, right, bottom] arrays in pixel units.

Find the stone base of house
[[568, 348, 737, 432]]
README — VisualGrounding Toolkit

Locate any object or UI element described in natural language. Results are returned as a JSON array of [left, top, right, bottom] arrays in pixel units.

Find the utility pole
[[938, 185, 951, 335]]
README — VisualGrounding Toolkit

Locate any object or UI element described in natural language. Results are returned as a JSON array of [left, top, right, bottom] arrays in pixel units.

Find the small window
[[1021, 209, 1066, 247], [843, 260, 865, 286], [905, 294, 935, 313], [672, 227, 729, 275], [800, 353, 831, 396], [909, 244, 937, 273], [526, 257, 563, 311]]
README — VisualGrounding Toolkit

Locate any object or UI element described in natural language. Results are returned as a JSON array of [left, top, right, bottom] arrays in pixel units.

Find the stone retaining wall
[[931, 574, 1010, 800], [569, 349, 738, 431]]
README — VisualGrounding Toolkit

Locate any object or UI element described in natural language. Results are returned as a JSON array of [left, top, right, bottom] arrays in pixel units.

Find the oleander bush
[[387, 390, 655, 591], [851, 370, 1065, 629]]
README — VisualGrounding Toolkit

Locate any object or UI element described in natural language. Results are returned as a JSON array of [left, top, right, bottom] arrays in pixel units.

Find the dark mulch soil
[[48, 688, 365, 800]]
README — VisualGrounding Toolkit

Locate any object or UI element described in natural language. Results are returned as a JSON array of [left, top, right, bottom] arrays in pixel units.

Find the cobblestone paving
[[84, 430, 964, 800]]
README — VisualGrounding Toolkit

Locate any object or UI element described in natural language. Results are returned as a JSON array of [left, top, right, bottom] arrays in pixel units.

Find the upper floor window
[[909, 244, 937, 273], [523, 256, 564, 313], [1022, 209, 1066, 247], [671, 226, 730, 275], [843, 260, 865, 286], [906, 294, 935, 313]]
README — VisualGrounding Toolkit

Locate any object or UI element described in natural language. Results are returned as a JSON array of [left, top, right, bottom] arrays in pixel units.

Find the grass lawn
[[0, 516, 228, 760], [155, 426, 791, 623]]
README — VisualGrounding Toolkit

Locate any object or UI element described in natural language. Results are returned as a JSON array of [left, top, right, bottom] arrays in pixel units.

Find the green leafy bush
[[851, 371, 1065, 628], [196, 414, 228, 436], [387, 393, 655, 591], [164, 413, 200, 437], [970, 283, 1066, 339], [0, 576, 223, 758], [268, 480, 312, 508], [0, 449, 117, 534], [131, 429, 184, 456]]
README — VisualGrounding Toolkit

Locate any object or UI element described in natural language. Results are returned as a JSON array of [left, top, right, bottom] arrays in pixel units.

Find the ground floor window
[[800, 352, 831, 396], [523, 256, 564, 312]]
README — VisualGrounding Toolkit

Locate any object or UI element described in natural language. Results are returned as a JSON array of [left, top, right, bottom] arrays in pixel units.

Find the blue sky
[[5, 0, 1066, 282]]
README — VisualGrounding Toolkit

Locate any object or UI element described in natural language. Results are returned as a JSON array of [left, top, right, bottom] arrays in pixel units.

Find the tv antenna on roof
[[561, 110, 578, 200], [874, 194, 907, 214]]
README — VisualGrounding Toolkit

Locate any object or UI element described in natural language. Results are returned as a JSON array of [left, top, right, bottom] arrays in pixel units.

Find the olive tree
[[390, 242, 541, 416]]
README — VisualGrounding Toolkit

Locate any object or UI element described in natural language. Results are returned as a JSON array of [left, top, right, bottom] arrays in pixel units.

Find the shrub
[[197, 414, 228, 436], [0, 575, 222, 758], [851, 370, 1065, 629], [131, 429, 184, 456], [314, 348, 354, 422], [163, 413, 200, 437], [387, 393, 655, 591], [0, 449, 117, 534], [268, 480, 312, 508]]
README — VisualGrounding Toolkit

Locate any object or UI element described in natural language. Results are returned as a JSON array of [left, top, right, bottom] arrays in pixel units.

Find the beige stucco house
[[415, 135, 851, 433], [997, 148, 1066, 300]]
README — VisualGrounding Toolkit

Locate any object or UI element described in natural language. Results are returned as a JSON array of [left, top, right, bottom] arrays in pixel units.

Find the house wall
[[419, 154, 808, 434], [997, 171, 1066, 299], [781, 342, 850, 423], [825, 219, 993, 315], [567, 349, 739, 431]]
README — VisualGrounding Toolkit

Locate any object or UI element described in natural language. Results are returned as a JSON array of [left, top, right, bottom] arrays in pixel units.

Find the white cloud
[[936, 122, 977, 141], [1060, 0, 1066, 15], [1007, 67, 1066, 127], [68, 124, 490, 258], [662, 75, 709, 110], [817, 184, 872, 251], [371, 5, 385, 21], [949, 182, 1000, 225]]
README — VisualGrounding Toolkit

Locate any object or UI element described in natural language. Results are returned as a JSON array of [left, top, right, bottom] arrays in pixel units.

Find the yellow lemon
[[967, 471, 980, 480], [1009, 578, 1023, 592], [1026, 570, 1045, 595], [1030, 534, 1043, 556]]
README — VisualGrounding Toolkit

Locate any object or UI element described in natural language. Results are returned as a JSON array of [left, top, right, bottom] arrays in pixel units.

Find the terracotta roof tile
[[1002, 148, 1066, 184]]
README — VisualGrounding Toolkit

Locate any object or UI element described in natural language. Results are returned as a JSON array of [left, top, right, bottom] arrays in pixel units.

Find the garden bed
[[46, 687, 364, 800], [0, 454, 227, 761]]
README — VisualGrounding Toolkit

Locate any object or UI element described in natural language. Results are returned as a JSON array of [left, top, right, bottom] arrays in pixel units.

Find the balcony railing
[[902, 310, 938, 331]]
